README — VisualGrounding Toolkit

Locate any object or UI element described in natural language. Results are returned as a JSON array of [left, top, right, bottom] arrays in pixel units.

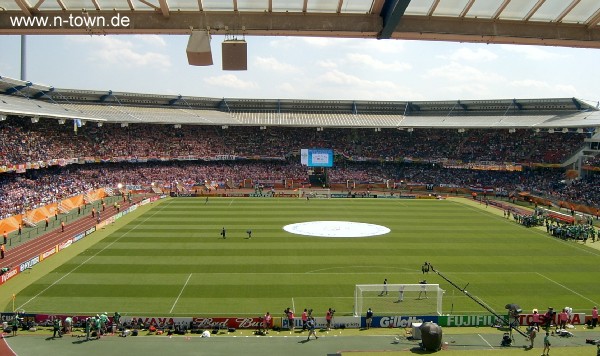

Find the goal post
[[298, 188, 331, 199], [354, 284, 444, 317]]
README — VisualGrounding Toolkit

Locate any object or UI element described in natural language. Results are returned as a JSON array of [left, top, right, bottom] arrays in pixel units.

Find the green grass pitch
[[10, 197, 600, 318]]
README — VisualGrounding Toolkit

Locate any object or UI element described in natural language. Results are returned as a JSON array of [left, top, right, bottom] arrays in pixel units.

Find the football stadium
[[2, 1, 600, 355]]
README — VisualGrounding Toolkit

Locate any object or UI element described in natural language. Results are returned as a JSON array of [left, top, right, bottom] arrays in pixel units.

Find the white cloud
[[424, 62, 504, 83], [314, 69, 422, 100], [510, 80, 578, 96], [277, 82, 296, 93], [352, 39, 405, 54], [500, 45, 567, 60], [254, 57, 300, 72], [301, 37, 353, 47], [67, 36, 171, 68], [203, 74, 258, 89], [441, 47, 498, 62], [346, 53, 411, 71], [134, 34, 167, 47], [316, 60, 338, 69]]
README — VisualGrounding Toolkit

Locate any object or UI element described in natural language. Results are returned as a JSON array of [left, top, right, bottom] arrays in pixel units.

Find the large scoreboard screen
[[300, 149, 334, 167]]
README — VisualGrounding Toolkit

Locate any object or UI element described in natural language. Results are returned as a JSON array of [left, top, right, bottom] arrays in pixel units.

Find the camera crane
[[427, 263, 528, 339]]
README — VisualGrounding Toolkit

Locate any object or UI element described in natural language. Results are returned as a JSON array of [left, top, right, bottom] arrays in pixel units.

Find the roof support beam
[[32, 0, 45, 10], [370, 0, 385, 15], [302, 0, 307, 13], [14, 0, 32, 16], [139, 0, 160, 11], [391, 15, 600, 48], [336, 0, 343, 14], [524, 0, 546, 21], [492, 0, 511, 20], [91, 0, 101, 11], [427, 0, 440, 17], [459, 0, 475, 18], [268, 0, 272, 12], [0, 10, 598, 49], [555, 0, 581, 23], [586, 8, 600, 29], [378, 0, 412, 39], [158, 0, 170, 18]]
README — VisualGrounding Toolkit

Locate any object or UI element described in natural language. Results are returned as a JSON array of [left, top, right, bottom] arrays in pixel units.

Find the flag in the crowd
[[73, 119, 82, 133]]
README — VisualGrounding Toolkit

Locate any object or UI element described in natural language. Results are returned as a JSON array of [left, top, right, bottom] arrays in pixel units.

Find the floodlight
[[31, 116, 39, 123], [576, 128, 584, 133], [97, 122, 103, 127], [58, 119, 65, 124], [121, 123, 129, 127], [548, 128, 554, 133], [222, 125, 228, 129], [407, 128, 414, 132], [562, 128, 568, 133], [0, 114, 6, 121], [508, 128, 516, 133]]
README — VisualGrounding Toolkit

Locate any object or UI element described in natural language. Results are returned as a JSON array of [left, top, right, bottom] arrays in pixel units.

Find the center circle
[[283, 221, 390, 238]]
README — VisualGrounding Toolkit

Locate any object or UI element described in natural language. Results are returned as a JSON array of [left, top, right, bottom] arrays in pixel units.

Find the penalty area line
[[170, 273, 193, 314]]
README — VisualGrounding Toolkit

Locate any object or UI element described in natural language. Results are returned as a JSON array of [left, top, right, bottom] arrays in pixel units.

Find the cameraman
[[326, 308, 334, 331]]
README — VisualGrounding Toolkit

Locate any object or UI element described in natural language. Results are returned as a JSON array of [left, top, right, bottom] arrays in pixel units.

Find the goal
[[298, 188, 331, 199], [354, 284, 444, 317]]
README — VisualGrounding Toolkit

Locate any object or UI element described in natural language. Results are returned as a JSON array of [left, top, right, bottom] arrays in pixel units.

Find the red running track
[[1, 200, 135, 271], [0, 338, 16, 356]]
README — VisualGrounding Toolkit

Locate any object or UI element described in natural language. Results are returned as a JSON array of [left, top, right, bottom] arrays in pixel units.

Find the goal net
[[298, 188, 331, 199], [354, 284, 444, 317]]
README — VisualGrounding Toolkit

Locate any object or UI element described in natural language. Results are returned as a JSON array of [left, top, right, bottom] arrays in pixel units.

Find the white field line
[[536, 272, 600, 306], [16, 199, 174, 310], [169, 273, 192, 313], [478, 333, 494, 349], [450, 199, 600, 258]]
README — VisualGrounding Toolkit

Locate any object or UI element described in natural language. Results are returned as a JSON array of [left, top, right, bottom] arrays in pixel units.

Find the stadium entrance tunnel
[[283, 221, 390, 238]]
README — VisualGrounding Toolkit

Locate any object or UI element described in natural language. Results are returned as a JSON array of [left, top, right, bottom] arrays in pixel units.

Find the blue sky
[[0, 34, 599, 103]]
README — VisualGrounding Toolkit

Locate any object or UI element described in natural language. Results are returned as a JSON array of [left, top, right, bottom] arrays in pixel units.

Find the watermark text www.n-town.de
[[9, 13, 130, 28]]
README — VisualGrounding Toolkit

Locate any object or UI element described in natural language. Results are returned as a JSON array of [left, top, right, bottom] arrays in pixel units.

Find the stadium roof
[[1, 75, 599, 129], [1, 0, 600, 48]]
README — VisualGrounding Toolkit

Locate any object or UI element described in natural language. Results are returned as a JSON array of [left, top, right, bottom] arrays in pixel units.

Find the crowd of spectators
[[0, 117, 598, 220], [1, 159, 598, 220], [0, 117, 593, 166]]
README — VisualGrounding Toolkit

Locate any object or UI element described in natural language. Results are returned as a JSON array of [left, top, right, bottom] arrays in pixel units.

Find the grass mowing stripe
[[15, 199, 175, 311]]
